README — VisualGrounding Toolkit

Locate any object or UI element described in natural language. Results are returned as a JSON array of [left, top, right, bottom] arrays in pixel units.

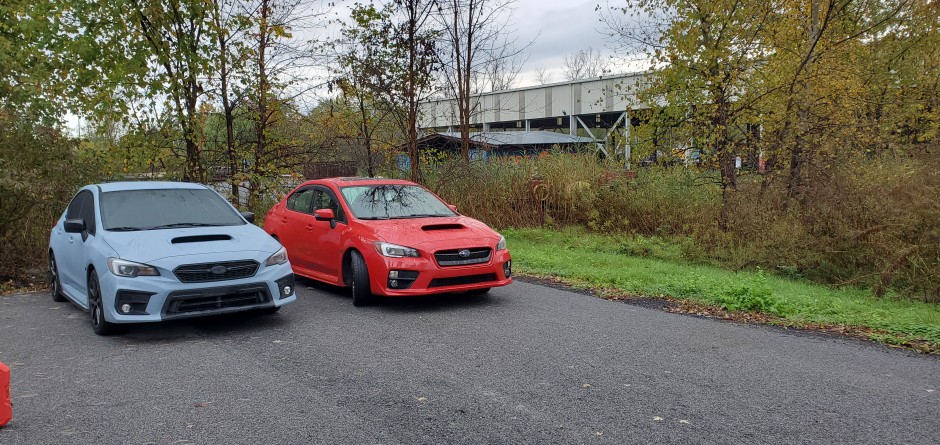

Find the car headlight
[[374, 242, 420, 258], [266, 246, 288, 266], [107, 258, 160, 277], [496, 235, 507, 251]]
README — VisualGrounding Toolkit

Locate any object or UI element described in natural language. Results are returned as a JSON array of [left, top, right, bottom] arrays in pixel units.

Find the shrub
[[0, 112, 104, 284]]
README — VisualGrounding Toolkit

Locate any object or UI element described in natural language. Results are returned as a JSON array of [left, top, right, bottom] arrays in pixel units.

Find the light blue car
[[47, 181, 296, 335]]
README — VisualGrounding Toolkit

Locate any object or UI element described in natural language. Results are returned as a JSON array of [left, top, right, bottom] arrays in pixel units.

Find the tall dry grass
[[414, 147, 940, 302]]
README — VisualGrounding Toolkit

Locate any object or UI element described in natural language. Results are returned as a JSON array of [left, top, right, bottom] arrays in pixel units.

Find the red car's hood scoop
[[362, 216, 499, 248], [421, 223, 465, 231]]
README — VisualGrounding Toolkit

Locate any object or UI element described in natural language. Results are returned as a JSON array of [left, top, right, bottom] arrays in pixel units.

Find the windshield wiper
[[107, 226, 146, 231], [357, 216, 390, 220], [388, 214, 448, 219], [150, 222, 229, 229]]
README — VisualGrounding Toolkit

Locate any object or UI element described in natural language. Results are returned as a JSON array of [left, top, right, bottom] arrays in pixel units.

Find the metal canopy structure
[[410, 131, 596, 159], [418, 72, 651, 166]]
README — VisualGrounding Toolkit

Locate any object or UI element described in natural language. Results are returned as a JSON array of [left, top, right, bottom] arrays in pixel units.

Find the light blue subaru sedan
[[48, 181, 296, 335]]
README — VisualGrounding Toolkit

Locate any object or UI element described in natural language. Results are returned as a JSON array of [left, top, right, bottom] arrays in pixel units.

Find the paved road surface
[[1, 278, 937, 444]]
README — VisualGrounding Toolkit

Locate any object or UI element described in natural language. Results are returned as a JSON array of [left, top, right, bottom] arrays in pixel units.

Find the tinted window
[[65, 191, 85, 219], [313, 189, 343, 220], [286, 188, 315, 214], [340, 185, 456, 220], [100, 188, 245, 231], [79, 192, 96, 235]]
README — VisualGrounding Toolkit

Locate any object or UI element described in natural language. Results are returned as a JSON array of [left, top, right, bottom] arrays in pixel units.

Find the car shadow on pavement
[[295, 275, 497, 313], [118, 311, 288, 342]]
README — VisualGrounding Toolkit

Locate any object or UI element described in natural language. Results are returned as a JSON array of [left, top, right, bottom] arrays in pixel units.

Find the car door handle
[[305, 224, 314, 231], [67, 236, 74, 244], [281, 217, 288, 223]]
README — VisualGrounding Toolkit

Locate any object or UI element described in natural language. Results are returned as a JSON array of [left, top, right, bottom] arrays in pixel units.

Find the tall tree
[[341, 0, 439, 182], [436, 0, 524, 163], [129, 0, 214, 182], [562, 47, 611, 80], [611, 0, 777, 229], [208, 0, 253, 206]]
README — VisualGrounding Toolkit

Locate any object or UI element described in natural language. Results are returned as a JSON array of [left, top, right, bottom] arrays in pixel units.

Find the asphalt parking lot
[[1, 278, 938, 444]]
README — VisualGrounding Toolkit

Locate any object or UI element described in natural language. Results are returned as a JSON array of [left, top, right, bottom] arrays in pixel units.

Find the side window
[[313, 189, 344, 221], [80, 192, 96, 235], [286, 188, 315, 214], [65, 192, 85, 219]]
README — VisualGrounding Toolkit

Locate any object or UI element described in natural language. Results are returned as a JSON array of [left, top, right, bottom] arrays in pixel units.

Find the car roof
[[95, 181, 209, 193], [312, 177, 418, 187]]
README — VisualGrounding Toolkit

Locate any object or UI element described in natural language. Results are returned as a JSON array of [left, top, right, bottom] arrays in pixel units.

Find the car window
[[65, 191, 86, 220], [340, 185, 456, 220], [314, 189, 344, 221], [286, 188, 315, 214], [99, 188, 245, 231], [79, 191, 96, 235]]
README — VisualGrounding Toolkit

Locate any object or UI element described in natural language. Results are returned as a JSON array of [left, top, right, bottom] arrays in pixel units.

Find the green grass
[[505, 227, 940, 351]]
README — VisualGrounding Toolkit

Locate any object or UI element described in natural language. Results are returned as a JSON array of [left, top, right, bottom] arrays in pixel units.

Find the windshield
[[100, 188, 245, 231], [340, 185, 456, 220]]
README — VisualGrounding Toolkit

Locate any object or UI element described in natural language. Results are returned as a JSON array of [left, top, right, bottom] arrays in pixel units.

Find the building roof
[[433, 131, 596, 147]]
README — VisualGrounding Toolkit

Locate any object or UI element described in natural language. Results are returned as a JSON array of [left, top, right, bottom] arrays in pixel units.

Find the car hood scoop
[[421, 223, 465, 231], [171, 234, 232, 244]]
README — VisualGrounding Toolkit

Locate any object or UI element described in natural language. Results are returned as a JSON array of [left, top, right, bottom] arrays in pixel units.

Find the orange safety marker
[[0, 361, 10, 427]]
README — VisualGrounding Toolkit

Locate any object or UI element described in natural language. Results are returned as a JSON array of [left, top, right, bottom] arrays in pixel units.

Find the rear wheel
[[88, 271, 123, 336], [49, 252, 66, 302], [349, 251, 374, 307]]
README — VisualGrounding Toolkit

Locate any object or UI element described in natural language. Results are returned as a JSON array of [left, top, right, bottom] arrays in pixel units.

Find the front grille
[[174, 260, 259, 283], [434, 248, 491, 267], [429, 273, 498, 288], [164, 284, 270, 316]]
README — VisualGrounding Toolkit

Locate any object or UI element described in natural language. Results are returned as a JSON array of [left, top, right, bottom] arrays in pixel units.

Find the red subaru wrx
[[264, 177, 512, 306]]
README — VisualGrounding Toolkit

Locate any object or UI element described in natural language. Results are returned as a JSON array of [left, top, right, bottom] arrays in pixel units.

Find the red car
[[264, 178, 512, 306]]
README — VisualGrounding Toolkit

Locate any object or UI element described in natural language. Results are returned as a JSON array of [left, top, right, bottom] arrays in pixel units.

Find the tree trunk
[[786, 0, 821, 206], [250, 0, 270, 211]]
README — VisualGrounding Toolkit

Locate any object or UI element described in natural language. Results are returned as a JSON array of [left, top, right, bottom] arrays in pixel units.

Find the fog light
[[120, 304, 132, 314], [389, 270, 399, 279], [389, 279, 399, 288], [283, 286, 293, 296], [503, 260, 512, 278]]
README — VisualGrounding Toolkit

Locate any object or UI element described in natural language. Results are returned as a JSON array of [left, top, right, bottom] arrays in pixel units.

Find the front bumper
[[97, 261, 296, 324], [364, 248, 512, 297]]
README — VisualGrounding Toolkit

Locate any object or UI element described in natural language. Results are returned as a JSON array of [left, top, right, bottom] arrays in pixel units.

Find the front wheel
[[349, 251, 374, 307], [49, 252, 66, 302], [88, 271, 123, 336]]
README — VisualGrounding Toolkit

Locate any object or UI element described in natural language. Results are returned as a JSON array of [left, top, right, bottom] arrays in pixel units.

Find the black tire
[[88, 271, 123, 336], [349, 251, 374, 307], [467, 287, 491, 296], [49, 252, 66, 302]]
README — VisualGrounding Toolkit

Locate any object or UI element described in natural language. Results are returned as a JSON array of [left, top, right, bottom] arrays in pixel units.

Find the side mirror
[[314, 208, 335, 222], [64, 218, 86, 234], [447, 204, 458, 213], [240, 211, 255, 224]]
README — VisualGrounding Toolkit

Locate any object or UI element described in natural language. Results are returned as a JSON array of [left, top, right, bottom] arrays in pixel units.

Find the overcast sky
[[323, 0, 646, 89], [511, 0, 619, 84]]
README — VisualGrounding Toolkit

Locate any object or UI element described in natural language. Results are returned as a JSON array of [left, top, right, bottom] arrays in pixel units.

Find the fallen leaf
[[653, 416, 664, 421], [679, 420, 690, 424]]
